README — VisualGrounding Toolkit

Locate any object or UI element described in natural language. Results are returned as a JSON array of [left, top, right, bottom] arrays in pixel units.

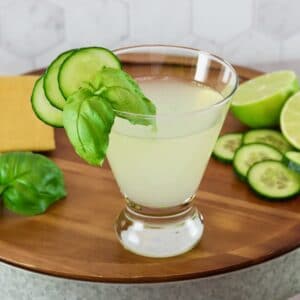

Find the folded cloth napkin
[[0, 76, 55, 152]]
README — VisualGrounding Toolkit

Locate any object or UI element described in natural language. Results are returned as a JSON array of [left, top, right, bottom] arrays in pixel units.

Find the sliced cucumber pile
[[31, 77, 63, 127], [44, 49, 75, 109], [248, 161, 300, 199], [283, 151, 300, 173], [58, 47, 121, 98], [214, 129, 300, 201], [213, 133, 243, 163], [243, 129, 293, 154], [32, 47, 121, 127], [233, 143, 282, 179]]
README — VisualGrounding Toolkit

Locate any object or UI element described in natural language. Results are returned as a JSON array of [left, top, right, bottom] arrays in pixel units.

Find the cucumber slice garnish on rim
[[31, 77, 63, 128], [247, 160, 300, 200], [58, 47, 121, 99], [44, 49, 76, 109], [283, 151, 300, 174], [243, 129, 293, 154], [213, 133, 243, 163], [233, 143, 283, 179]]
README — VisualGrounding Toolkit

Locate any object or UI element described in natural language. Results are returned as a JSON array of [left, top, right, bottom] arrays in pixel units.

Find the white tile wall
[[63, 0, 128, 48], [129, 0, 191, 43], [282, 34, 300, 61], [223, 30, 280, 66], [254, 0, 300, 40], [192, 0, 252, 43], [0, 0, 300, 74], [0, 0, 64, 57]]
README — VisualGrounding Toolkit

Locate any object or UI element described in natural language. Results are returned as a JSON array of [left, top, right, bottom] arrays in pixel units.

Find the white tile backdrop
[[0, 0, 300, 74]]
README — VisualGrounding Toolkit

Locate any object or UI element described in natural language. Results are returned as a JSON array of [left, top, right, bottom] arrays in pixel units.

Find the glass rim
[[113, 44, 239, 119]]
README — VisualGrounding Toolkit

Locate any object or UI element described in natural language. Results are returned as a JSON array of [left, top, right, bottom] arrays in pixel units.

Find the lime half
[[281, 91, 300, 150], [231, 70, 299, 128]]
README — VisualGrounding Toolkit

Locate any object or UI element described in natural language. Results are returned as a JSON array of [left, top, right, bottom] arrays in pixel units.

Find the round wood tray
[[0, 66, 299, 283]]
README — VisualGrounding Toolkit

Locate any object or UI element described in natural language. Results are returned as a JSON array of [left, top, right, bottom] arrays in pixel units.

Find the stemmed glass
[[107, 45, 238, 257]]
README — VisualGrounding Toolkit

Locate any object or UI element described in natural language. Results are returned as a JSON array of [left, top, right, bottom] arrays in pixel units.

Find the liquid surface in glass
[[107, 76, 225, 208]]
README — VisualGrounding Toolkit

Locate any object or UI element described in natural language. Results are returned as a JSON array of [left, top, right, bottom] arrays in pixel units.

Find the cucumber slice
[[58, 47, 121, 98], [243, 129, 293, 154], [248, 160, 300, 200], [213, 133, 243, 163], [283, 151, 300, 173], [233, 143, 283, 179], [31, 77, 63, 127], [44, 49, 75, 109]]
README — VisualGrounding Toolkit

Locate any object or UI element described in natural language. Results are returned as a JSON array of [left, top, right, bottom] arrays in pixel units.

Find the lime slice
[[231, 71, 299, 128], [280, 91, 300, 150]]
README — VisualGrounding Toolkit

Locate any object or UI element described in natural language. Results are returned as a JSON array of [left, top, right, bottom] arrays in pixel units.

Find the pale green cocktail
[[108, 77, 223, 209], [108, 46, 237, 258]]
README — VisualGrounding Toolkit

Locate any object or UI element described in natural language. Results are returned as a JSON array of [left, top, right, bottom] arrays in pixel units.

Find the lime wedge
[[231, 71, 299, 128], [280, 91, 300, 150]]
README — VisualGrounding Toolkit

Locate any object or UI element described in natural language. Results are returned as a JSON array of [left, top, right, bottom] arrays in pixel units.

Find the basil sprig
[[0, 152, 66, 216], [63, 88, 115, 165], [91, 67, 156, 125], [63, 68, 156, 165]]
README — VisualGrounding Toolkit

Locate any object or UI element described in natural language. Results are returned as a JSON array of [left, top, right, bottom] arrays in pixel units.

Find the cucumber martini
[[110, 46, 238, 257], [107, 76, 223, 208], [31, 45, 238, 258]]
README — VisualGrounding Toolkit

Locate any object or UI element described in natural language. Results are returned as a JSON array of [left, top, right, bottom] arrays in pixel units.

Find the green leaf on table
[[0, 152, 66, 216], [63, 88, 115, 166]]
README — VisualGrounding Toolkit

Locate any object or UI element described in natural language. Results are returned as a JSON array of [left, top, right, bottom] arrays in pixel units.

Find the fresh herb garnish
[[63, 88, 115, 166], [0, 152, 66, 216], [103, 86, 156, 125], [91, 67, 156, 125], [63, 67, 156, 165]]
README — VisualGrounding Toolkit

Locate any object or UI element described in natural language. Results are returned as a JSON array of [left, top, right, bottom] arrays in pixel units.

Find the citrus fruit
[[231, 70, 299, 128], [280, 91, 300, 150]]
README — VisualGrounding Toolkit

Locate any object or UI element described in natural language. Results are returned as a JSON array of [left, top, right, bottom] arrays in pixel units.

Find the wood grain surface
[[0, 65, 299, 283]]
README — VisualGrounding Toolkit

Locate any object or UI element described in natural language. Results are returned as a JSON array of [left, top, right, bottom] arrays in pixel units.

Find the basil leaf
[[0, 152, 66, 216], [92, 68, 156, 125], [63, 88, 115, 166], [92, 67, 143, 95], [102, 87, 156, 125], [62, 68, 156, 166]]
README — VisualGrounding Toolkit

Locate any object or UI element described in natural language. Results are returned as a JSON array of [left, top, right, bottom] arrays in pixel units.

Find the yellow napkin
[[0, 76, 55, 152]]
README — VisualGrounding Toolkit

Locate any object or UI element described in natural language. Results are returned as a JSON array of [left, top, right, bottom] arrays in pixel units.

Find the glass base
[[115, 203, 204, 258]]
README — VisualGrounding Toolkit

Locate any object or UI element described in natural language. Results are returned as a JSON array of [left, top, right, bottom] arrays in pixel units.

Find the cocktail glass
[[107, 45, 238, 257]]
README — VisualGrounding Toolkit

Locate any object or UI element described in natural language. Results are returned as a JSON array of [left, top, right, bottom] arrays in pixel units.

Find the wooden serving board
[[0, 66, 299, 283]]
